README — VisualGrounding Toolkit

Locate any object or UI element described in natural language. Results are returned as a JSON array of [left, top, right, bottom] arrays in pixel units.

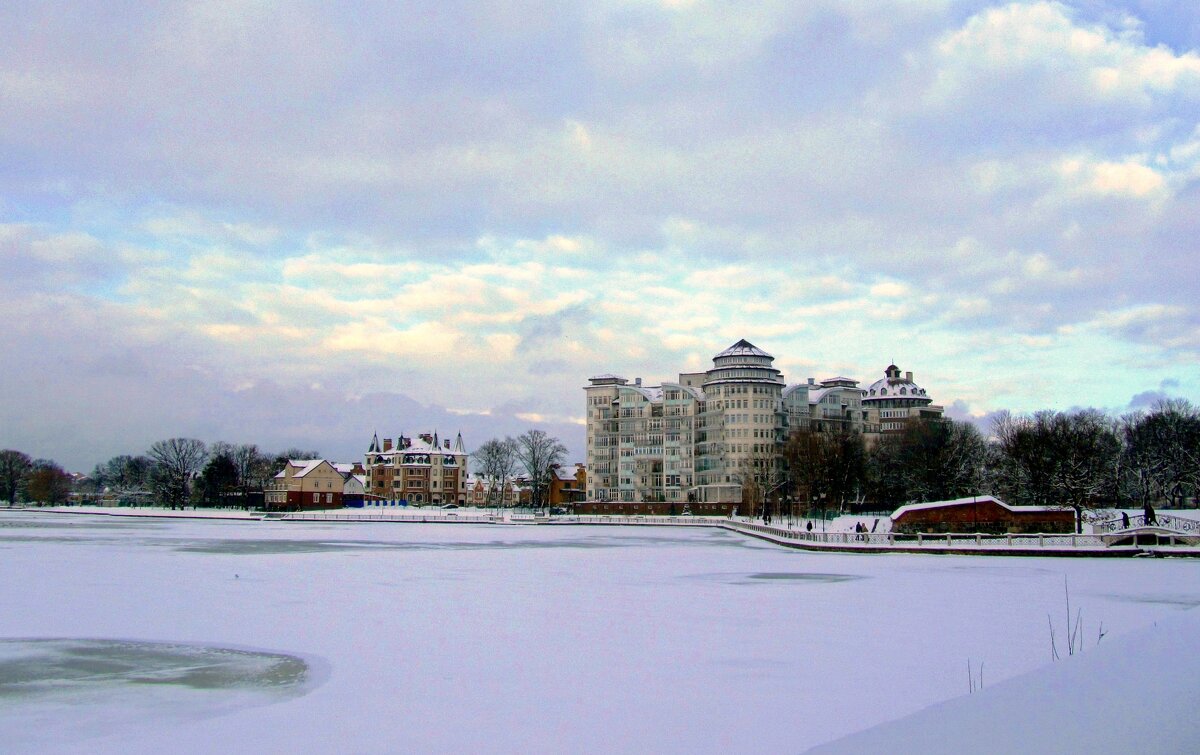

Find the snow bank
[[809, 607, 1200, 754]]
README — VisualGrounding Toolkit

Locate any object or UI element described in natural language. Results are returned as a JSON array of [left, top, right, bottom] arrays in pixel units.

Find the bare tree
[[783, 427, 865, 516], [866, 419, 987, 508], [0, 449, 33, 505], [148, 438, 208, 509], [231, 444, 272, 508], [732, 446, 779, 521], [993, 410, 1120, 533], [1121, 399, 1200, 518], [515, 430, 567, 511], [472, 437, 520, 507]]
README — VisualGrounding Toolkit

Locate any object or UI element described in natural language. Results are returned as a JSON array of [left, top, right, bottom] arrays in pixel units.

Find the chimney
[[383, 438, 393, 452], [635, 377, 642, 387], [906, 371, 913, 382], [807, 377, 815, 386], [352, 462, 365, 475]]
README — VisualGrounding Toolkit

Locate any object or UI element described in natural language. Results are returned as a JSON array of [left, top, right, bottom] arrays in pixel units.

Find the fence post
[[1039, 534, 1044, 547], [976, 533, 981, 546], [917, 533, 923, 545]]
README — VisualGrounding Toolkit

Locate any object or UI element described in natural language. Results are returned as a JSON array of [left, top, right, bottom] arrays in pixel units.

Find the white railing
[[555, 515, 717, 526], [721, 520, 1114, 548]]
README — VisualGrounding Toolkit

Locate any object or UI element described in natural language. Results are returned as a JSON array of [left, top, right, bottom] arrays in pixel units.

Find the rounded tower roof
[[863, 365, 932, 403]]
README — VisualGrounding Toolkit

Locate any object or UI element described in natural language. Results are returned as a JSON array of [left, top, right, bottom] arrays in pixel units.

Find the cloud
[[2, 2, 1199, 470], [928, 2, 1200, 112]]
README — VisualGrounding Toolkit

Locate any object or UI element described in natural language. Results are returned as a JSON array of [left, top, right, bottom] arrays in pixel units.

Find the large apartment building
[[584, 340, 943, 504]]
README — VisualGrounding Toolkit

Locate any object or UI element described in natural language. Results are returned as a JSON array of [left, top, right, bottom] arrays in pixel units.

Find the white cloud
[[930, 2, 1200, 107]]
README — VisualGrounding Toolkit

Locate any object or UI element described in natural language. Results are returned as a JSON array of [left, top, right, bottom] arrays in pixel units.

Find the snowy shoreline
[[10, 505, 1200, 558]]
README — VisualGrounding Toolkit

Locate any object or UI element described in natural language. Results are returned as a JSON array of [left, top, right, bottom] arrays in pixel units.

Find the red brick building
[[890, 496, 1075, 534]]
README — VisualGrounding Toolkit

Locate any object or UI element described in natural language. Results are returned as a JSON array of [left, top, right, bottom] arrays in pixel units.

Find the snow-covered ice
[[2, 510, 1197, 753]]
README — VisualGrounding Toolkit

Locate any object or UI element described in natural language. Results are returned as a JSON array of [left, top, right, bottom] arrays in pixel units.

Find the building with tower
[[584, 340, 943, 504], [363, 432, 470, 505], [862, 364, 942, 437]]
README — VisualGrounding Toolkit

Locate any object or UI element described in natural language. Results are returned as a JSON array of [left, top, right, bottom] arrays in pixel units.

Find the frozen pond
[[2, 510, 1197, 753]]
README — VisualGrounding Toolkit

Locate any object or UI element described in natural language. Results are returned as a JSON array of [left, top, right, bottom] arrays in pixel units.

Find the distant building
[[335, 463, 367, 507], [266, 459, 349, 511], [585, 339, 945, 504], [363, 432, 469, 505], [548, 463, 587, 506], [862, 364, 943, 439], [585, 339, 785, 505], [464, 474, 519, 506]]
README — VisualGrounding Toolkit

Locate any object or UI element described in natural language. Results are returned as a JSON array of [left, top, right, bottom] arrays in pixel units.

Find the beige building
[[266, 459, 349, 511], [585, 341, 944, 504], [586, 339, 786, 505]]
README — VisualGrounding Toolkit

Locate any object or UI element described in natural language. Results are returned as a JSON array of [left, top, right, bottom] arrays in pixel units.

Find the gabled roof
[[287, 459, 330, 478]]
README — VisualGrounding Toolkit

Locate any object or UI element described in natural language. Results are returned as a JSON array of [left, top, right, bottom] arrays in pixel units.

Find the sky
[[2, 0, 1199, 472]]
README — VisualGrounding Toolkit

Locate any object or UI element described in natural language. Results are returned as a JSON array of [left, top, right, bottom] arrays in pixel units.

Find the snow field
[[1, 512, 1197, 753]]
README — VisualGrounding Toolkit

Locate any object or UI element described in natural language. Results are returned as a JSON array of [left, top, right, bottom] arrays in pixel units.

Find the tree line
[[471, 429, 567, 509], [0, 439, 320, 509], [782, 399, 1200, 532]]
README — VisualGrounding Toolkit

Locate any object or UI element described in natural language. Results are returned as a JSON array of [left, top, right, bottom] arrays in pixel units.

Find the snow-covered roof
[[553, 466, 582, 481], [820, 377, 859, 386], [891, 496, 1064, 520], [288, 459, 328, 478], [863, 364, 931, 403], [661, 382, 704, 401], [782, 384, 809, 399], [373, 434, 467, 458], [714, 339, 773, 360], [633, 385, 663, 401]]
